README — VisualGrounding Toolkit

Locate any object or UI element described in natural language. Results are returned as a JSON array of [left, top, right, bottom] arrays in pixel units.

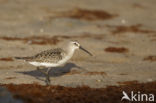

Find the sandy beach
[[0, 0, 156, 102]]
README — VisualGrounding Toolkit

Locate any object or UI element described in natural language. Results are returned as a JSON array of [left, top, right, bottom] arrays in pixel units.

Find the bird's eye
[[74, 42, 78, 46]]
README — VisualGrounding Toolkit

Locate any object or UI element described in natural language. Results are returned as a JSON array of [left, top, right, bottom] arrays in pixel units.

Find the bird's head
[[69, 41, 92, 56], [70, 41, 80, 49]]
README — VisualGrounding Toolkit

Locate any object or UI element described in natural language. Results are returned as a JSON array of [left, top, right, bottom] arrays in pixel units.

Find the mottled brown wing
[[30, 48, 66, 63]]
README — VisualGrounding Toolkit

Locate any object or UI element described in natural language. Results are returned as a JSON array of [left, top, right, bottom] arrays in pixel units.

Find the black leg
[[37, 67, 51, 86], [37, 67, 46, 75], [45, 71, 50, 86]]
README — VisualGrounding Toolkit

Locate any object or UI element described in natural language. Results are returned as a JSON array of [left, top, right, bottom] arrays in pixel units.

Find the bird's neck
[[67, 46, 76, 57], [63, 44, 76, 58]]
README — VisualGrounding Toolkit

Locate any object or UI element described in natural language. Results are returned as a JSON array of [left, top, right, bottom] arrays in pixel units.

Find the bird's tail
[[14, 57, 32, 61]]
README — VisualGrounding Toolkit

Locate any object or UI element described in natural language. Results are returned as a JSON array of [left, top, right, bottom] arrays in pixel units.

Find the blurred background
[[0, 0, 156, 103]]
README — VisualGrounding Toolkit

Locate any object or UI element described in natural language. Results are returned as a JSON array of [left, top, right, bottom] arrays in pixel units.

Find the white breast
[[29, 62, 60, 67]]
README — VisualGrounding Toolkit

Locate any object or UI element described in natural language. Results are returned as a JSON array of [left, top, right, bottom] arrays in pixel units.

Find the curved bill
[[79, 46, 93, 56]]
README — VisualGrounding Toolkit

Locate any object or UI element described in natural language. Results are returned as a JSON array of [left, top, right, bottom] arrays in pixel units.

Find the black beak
[[79, 46, 93, 56]]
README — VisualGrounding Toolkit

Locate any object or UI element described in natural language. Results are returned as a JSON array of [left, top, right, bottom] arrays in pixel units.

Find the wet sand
[[0, 0, 156, 102]]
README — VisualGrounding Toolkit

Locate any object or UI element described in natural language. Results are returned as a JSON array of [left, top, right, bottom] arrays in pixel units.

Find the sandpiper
[[15, 41, 92, 85]]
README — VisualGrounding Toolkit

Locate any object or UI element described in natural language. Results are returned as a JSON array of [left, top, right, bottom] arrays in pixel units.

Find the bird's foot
[[37, 67, 51, 86], [45, 75, 51, 86], [45, 72, 51, 86]]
